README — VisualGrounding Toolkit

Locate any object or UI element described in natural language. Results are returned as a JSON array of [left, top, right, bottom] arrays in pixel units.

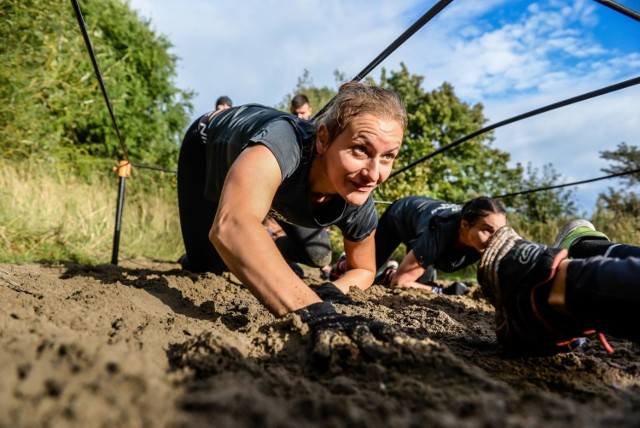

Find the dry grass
[[2, 159, 637, 267], [0, 160, 182, 264]]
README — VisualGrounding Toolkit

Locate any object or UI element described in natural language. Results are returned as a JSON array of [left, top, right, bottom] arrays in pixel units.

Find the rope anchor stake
[[111, 160, 131, 265]]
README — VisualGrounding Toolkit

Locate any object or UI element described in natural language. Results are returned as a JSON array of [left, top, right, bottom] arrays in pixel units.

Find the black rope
[[594, 0, 640, 22], [131, 163, 177, 174], [71, 1, 179, 177], [313, 0, 455, 120], [388, 75, 640, 179], [374, 168, 640, 205], [493, 168, 640, 199], [351, 0, 455, 81], [70, 0, 129, 162]]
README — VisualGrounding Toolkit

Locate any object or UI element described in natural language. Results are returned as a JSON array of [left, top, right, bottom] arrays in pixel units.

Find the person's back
[[198, 105, 306, 203], [382, 197, 459, 248], [376, 196, 465, 270], [369, 196, 506, 292]]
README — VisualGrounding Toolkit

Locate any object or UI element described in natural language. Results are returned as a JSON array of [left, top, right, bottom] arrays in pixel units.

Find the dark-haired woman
[[373, 196, 507, 291]]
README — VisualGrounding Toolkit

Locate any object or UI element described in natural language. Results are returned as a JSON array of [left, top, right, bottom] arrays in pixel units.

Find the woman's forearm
[[210, 215, 321, 316]]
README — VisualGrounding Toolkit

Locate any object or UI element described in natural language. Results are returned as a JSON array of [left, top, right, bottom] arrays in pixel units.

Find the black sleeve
[[249, 119, 301, 182], [336, 196, 378, 242]]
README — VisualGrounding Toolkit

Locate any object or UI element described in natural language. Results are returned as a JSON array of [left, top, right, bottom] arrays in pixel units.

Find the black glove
[[294, 301, 367, 332], [310, 282, 358, 305], [293, 302, 400, 362]]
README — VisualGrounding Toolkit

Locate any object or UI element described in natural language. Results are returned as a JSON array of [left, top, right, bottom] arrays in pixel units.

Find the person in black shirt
[[290, 93, 313, 120], [373, 196, 507, 292], [177, 82, 407, 320]]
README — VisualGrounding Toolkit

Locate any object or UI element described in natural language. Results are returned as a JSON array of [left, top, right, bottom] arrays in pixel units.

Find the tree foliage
[[595, 142, 640, 216], [592, 143, 640, 241], [281, 65, 579, 227], [600, 142, 640, 186], [1, 0, 193, 175], [275, 69, 342, 116], [503, 163, 578, 224], [372, 64, 523, 204]]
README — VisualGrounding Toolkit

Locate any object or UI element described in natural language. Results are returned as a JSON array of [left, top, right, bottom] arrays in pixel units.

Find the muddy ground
[[0, 259, 639, 427]]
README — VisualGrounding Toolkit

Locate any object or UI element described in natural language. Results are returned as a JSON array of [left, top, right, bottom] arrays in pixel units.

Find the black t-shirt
[[196, 104, 377, 242], [384, 196, 480, 272]]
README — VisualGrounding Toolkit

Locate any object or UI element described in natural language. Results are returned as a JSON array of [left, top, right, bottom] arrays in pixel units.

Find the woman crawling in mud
[[177, 81, 407, 335]]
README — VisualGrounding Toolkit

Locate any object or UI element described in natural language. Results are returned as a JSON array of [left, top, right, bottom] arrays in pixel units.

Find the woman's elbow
[[209, 215, 235, 249]]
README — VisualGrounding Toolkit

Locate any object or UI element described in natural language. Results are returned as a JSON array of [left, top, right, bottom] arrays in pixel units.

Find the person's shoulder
[[210, 104, 292, 128], [394, 196, 441, 212], [230, 103, 278, 115]]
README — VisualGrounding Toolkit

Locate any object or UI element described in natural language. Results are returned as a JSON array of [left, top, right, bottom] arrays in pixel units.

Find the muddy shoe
[[443, 281, 469, 296], [478, 226, 592, 355], [431, 281, 468, 295], [329, 253, 347, 281], [553, 219, 609, 250], [374, 260, 398, 285], [320, 265, 332, 280]]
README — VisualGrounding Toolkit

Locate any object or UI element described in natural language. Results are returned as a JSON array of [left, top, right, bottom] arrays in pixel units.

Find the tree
[[275, 69, 341, 117], [595, 142, 640, 217], [592, 143, 640, 241], [0, 0, 193, 174], [600, 142, 640, 186], [373, 64, 523, 204], [504, 162, 578, 223]]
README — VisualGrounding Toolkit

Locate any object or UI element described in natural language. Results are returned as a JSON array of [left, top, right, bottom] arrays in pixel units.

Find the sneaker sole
[[478, 227, 523, 340], [553, 219, 596, 248], [479, 227, 574, 351], [478, 227, 521, 298], [375, 260, 399, 277]]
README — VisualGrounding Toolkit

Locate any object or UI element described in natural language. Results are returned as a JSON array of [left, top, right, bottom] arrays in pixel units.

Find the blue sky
[[127, 0, 639, 213]]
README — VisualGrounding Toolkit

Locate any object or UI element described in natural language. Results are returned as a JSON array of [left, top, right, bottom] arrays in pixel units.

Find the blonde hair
[[317, 82, 407, 143]]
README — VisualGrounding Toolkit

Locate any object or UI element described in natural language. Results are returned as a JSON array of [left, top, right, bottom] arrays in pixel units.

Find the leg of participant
[[554, 219, 640, 259], [563, 256, 640, 342], [274, 222, 332, 268], [571, 241, 640, 259], [177, 124, 227, 274]]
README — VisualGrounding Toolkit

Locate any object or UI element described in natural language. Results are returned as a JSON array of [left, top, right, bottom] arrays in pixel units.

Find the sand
[[1, 259, 639, 427]]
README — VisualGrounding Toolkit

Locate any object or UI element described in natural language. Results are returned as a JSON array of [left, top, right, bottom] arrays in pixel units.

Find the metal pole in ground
[[111, 160, 131, 265]]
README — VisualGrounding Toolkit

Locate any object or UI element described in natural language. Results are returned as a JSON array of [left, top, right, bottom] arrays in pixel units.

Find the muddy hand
[[310, 282, 359, 305], [293, 302, 400, 362]]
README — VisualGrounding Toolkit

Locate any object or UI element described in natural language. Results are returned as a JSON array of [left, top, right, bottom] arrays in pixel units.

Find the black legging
[[273, 221, 331, 267], [177, 120, 226, 273], [566, 256, 640, 342], [177, 121, 331, 273], [570, 240, 640, 259]]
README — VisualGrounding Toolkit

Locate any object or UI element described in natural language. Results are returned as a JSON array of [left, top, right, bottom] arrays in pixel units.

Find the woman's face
[[460, 212, 507, 253], [314, 114, 403, 206]]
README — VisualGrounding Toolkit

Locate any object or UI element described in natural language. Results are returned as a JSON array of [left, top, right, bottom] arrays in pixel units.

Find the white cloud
[[129, 0, 421, 111]]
